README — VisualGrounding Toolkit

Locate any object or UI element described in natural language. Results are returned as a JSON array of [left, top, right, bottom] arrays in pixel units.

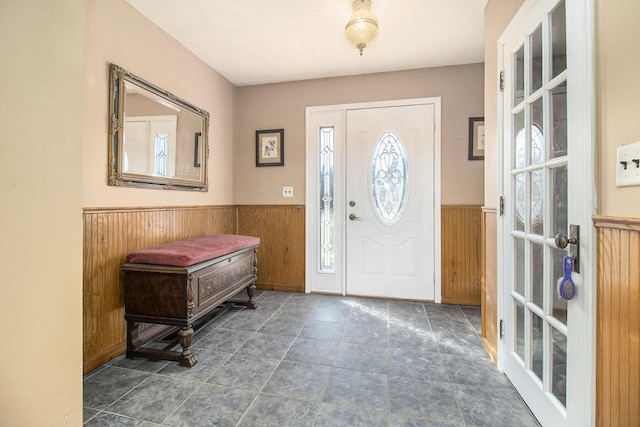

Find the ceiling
[[126, 0, 488, 87]]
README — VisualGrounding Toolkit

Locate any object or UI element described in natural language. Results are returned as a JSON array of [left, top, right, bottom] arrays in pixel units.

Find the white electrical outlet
[[616, 141, 640, 187], [282, 186, 294, 197]]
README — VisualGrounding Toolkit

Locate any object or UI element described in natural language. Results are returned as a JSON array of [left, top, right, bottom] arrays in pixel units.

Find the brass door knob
[[554, 233, 577, 249]]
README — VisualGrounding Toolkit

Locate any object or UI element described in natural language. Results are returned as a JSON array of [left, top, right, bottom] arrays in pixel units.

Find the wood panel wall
[[594, 216, 640, 427], [84, 203, 484, 372], [441, 205, 482, 306], [237, 205, 305, 293], [481, 208, 498, 362], [83, 206, 237, 373]]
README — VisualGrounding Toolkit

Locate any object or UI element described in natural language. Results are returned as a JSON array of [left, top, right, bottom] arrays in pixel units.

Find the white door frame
[[496, 0, 596, 425], [305, 98, 442, 302]]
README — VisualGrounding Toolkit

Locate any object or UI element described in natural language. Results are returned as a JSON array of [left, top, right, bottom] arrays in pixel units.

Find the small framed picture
[[256, 129, 284, 167], [468, 117, 485, 160]]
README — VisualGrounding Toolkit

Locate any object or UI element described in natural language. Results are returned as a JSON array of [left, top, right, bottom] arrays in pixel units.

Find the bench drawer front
[[196, 250, 254, 310]]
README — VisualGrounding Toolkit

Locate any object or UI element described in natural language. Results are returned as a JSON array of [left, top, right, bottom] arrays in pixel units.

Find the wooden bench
[[121, 234, 260, 367]]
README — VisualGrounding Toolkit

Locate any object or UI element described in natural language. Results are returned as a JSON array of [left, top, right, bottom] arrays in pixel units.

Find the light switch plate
[[616, 141, 640, 187], [282, 186, 293, 197]]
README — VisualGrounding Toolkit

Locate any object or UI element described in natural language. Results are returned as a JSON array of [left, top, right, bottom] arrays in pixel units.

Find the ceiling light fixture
[[345, 0, 378, 56]]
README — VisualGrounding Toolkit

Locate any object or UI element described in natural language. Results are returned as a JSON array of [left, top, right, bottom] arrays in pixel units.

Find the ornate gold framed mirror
[[108, 64, 209, 191]]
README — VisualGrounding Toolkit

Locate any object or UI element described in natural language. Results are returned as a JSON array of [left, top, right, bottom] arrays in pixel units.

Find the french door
[[498, 0, 595, 426]]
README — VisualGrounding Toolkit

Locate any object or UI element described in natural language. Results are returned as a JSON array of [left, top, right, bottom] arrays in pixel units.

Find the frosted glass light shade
[[345, 0, 378, 56]]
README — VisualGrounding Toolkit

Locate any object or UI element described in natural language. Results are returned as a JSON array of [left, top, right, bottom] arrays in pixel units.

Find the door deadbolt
[[349, 201, 356, 207]]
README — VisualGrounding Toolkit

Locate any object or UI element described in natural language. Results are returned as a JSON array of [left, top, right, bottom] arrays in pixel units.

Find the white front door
[[345, 105, 436, 300], [305, 99, 441, 302], [498, 0, 595, 426]]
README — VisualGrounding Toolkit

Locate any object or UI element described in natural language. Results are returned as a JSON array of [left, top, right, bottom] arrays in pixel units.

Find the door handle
[[554, 224, 580, 273], [349, 213, 360, 221], [554, 233, 577, 249]]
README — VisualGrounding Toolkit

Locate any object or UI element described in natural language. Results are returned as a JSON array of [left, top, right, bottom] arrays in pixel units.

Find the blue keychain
[[557, 255, 576, 301]]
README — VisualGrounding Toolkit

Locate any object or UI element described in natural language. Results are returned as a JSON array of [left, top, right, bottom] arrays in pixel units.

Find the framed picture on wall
[[468, 117, 485, 160], [256, 129, 284, 167]]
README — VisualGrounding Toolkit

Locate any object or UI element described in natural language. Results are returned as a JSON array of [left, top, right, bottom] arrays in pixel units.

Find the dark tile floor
[[83, 291, 540, 427]]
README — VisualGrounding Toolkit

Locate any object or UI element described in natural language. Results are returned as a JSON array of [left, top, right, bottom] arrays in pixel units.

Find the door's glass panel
[[515, 173, 526, 231], [531, 99, 545, 165], [319, 127, 335, 271], [514, 44, 525, 105], [551, 1, 567, 79], [370, 131, 408, 225], [515, 300, 525, 361], [551, 165, 568, 238], [514, 110, 526, 168], [551, 82, 568, 158], [530, 169, 544, 235], [552, 328, 567, 406], [551, 246, 568, 324], [531, 25, 543, 93], [532, 243, 544, 308], [531, 312, 544, 381], [515, 237, 525, 296]]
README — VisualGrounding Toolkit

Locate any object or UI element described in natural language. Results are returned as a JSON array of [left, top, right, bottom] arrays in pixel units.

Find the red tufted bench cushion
[[126, 234, 260, 267]]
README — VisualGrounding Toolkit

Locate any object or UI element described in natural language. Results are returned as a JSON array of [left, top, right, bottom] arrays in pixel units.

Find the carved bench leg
[[126, 320, 138, 358], [246, 283, 257, 309], [177, 326, 197, 367]]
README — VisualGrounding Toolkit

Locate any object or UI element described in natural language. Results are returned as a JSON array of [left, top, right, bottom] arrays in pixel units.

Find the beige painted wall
[[83, 0, 236, 208], [234, 64, 485, 205], [483, 0, 524, 208], [0, 1, 84, 425], [596, 0, 640, 217]]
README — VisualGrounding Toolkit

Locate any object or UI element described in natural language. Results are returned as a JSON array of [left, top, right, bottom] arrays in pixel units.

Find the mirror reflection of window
[[123, 116, 177, 177]]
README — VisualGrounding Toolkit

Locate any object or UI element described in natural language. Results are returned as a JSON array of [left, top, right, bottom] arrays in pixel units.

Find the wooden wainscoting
[[593, 216, 640, 427], [441, 205, 482, 306], [83, 205, 237, 373], [481, 208, 498, 362], [237, 205, 305, 293]]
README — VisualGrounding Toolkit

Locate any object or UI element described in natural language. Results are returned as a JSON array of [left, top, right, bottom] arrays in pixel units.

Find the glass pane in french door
[[509, 0, 568, 409]]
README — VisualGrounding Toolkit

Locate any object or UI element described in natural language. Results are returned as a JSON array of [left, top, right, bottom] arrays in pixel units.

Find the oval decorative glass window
[[370, 131, 409, 225]]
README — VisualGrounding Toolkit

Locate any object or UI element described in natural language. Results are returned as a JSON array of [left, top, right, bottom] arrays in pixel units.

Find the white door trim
[[305, 97, 442, 302], [496, 0, 596, 425]]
